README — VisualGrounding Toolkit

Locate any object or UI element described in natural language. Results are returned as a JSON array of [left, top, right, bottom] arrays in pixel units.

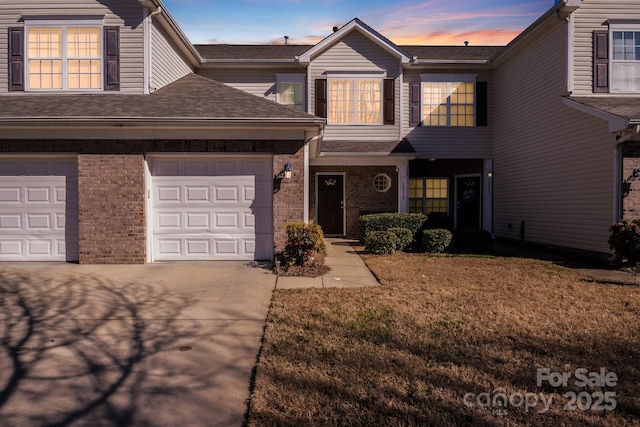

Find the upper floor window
[[7, 17, 118, 93], [421, 75, 476, 127], [328, 75, 382, 124], [276, 74, 305, 111], [314, 76, 394, 125], [594, 23, 640, 93], [611, 30, 640, 92], [27, 25, 102, 91]]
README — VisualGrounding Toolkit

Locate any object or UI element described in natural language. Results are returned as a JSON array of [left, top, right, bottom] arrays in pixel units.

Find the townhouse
[[1, 0, 638, 262]]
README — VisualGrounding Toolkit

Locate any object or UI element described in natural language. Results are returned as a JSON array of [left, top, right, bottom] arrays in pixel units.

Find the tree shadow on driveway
[[0, 266, 265, 427]]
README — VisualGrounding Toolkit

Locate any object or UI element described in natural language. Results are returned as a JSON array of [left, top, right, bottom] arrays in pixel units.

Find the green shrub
[[421, 229, 453, 253], [358, 213, 428, 244], [456, 229, 494, 253], [364, 230, 397, 255], [424, 212, 453, 230], [608, 219, 640, 264], [388, 227, 413, 251], [277, 222, 325, 269]]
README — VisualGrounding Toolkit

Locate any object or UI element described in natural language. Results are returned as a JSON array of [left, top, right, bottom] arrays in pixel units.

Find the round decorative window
[[373, 173, 391, 192]]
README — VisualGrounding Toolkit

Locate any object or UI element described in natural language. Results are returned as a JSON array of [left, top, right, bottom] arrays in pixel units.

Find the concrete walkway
[[276, 238, 379, 289]]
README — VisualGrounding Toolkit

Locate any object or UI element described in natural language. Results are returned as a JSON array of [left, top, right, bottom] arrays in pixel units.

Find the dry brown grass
[[247, 252, 640, 426]]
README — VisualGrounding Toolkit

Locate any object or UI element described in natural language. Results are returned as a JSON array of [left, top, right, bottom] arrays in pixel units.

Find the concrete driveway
[[0, 261, 276, 427]]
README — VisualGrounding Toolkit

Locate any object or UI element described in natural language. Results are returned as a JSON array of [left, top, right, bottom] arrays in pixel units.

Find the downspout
[[146, 6, 163, 94]]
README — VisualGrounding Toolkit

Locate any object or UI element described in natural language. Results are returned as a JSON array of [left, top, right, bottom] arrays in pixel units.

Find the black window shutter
[[315, 79, 327, 118], [476, 81, 488, 127], [409, 81, 421, 126], [8, 27, 25, 91], [383, 78, 395, 125], [104, 26, 120, 91], [593, 30, 609, 93]]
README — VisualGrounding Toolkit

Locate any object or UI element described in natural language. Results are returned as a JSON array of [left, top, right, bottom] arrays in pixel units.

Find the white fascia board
[[563, 98, 629, 132], [298, 19, 411, 64]]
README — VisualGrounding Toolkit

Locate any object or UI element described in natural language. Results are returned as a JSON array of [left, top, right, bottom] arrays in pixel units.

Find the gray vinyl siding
[[572, 0, 640, 95], [494, 16, 615, 254], [150, 20, 191, 91], [0, 0, 144, 94], [197, 68, 303, 104], [309, 30, 401, 142], [402, 69, 494, 159]]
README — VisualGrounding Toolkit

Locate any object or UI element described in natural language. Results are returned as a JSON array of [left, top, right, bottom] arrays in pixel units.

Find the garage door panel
[[26, 213, 51, 230], [1, 214, 21, 229], [186, 239, 210, 256], [150, 156, 273, 261], [186, 186, 210, 202], [0, 158, 78, 261], [186, 212, 209, 228]]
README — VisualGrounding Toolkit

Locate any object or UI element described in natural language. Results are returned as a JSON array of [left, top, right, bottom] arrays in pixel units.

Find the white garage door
[[0, 157, 79, 261], [150, 156, 273, 261]]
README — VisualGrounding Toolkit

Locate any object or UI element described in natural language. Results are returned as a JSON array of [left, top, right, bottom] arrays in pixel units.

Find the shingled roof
[[0, 73, 324, 124], [402, 46, 504, 62], [194, 44, 503, 62], [568, 97, 640, 122], [319, 139, 415, 155], [195, 44, 310, 60]]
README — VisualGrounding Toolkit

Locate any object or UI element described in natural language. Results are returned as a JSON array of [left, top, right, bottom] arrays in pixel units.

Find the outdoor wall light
[[283, 162, 293, 179], [488, 172, 493, 178]]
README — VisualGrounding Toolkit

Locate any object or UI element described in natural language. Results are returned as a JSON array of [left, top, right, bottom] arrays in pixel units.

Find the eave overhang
[[563, 97, 632, 132]]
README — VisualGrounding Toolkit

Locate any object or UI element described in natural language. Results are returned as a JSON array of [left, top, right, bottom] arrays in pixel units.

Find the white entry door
[[149, 156, 273, 261], [0, 157, 78, 261]]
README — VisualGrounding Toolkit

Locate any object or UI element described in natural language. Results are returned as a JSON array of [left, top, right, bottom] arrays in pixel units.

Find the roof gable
[[297, 18, 412, 64]]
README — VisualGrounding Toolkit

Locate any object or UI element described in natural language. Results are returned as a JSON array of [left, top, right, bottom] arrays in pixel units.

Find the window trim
[[23, 17, 104, 92], [420, 74, 477, 127], [326, 72, 386, 126], [408, 177, 449, 215], [275, 73, 306, 111], [609, 22, 640, 93], [372, 173, 391, 193]]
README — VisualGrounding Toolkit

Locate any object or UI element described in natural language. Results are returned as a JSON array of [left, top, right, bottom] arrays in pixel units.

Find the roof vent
[[333, 26, 339, 33], [284, 35, 289, 45], [464, 41, 469, 47]]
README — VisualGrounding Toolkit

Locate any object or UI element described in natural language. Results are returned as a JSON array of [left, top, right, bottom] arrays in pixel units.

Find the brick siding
[[623, 142, 640, 219], [78, 154, 146, 264], [309, 166, 398, 238], [2, 139, 305, 263]]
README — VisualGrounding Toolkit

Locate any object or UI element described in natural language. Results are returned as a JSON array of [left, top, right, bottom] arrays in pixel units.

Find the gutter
[[0, 117, 327, 129]]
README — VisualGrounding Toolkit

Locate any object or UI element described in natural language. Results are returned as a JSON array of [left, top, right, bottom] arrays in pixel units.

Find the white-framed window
[[421, 74, 476, 127], [276, 73, 305, 111], [327, 74, 383, 125], [373, 173, 391, 192], [610, 25, 640, 93], [25, 19, 102, 91], [409, 178, 448, 214]]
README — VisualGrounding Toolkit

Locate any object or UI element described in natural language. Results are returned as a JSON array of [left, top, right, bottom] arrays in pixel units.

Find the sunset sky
[[162, 0, 554, 46]]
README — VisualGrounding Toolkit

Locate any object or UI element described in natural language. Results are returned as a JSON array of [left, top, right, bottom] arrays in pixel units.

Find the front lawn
[[247, 252, 640, 426]]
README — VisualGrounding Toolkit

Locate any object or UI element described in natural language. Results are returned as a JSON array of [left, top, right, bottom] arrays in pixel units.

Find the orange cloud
[[387, 29, 523, 46]]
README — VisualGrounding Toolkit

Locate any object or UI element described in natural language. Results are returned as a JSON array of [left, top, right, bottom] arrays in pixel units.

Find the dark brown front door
[[455, 175, 481, 230], [317, 174, 344, 235]]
